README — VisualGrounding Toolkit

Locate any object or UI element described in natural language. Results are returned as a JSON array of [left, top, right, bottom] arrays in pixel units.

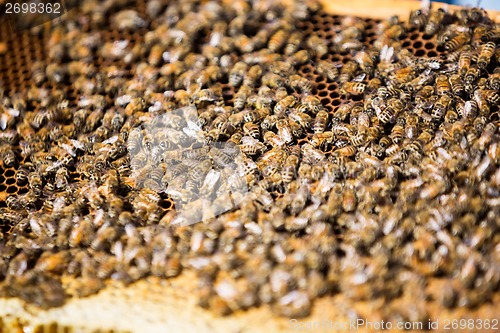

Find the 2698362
[[5, 2, 61, 14]]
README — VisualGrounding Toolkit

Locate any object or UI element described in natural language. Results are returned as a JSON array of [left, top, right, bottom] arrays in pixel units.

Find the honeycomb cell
[[425, 42, 435, 50], [427, 51, 438, 57], [330, 91, 340, 99], [415, 49, 426, 57], [5, 169, 15, 177], [6, 186, 17, 194], [413, 41, 423, 49]]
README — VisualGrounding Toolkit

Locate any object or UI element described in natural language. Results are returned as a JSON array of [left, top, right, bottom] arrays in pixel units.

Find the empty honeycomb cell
[[6, 186, 17, 194], [427, 51, 438, 57], [413, 41, 423, 49], [321, 97, 331, 105], [415, 49, 426, 57], [4, 170, 15, 178], [329, 91, 340, 99], [318, 90, 328, 97], [6, 178, 16, 185], [332, 99, 341, 106], [410, 33, 420, 40], [424, 42, 435, 50]]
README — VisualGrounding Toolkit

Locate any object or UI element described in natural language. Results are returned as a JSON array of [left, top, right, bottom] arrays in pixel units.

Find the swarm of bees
[[0, 0, 499, 322]]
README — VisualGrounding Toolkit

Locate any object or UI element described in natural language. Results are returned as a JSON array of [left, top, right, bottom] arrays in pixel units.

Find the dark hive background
[[0, 0, 499, 325]]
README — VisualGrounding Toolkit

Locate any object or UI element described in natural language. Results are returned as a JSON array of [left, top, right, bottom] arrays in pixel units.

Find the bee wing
[[352, 73, 366, 82], [380, 45, 394, 63], [421, 0, 431, 11]]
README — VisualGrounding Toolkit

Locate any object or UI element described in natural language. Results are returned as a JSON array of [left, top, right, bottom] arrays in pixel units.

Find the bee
[[31, 61, 47, 86], [0, 145, 16, 167], [432, 95, 452, 120], [424, 8, 446, 36], [405, 114, 419, 139], [288, 74, 313, 93], [481, 89, 500, 104], [458, 45, 472, 76], [165, 253, 182, 277], [341, 82, 366, 96], [263, 131, 286, 148], [342, 184, 357, 212], [242, 122, 260, 139], [410, 9, 428, 28], [55, 167, 69, 190], [376, 104, 398, 125], [473, 90, 490, 116], [284, 31, 303, 55], [390, 124, 404, 144], [268, 29, 288, 52], [28, 172, 43, 195], [306, 35, 328, 58], [229, 61, 248, 87], [243, 65, 263, 87], [233, 85, 252, 110], [288, 110, 312, 130], [489, 69, 500, 90], [464, 66, 480, 86], [333, 145, 357, 157], [313, 110, 329, 134], [339, 61, 358, 84], [476, 41, 495, 68], [147, 44, 164, 67], [287, 50, 311, 66], [276, 119, 293, 144], [281, 154, 299, 184], [435, 75, 451, 96], [354, 51, 374, 74], [449, 74, 465, 96], [444, 33, 469, 51], [274, 95, 297, 116]]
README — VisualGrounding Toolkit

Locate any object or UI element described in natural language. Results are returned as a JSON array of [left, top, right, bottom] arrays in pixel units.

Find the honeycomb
[[0, 0, 499, 326]]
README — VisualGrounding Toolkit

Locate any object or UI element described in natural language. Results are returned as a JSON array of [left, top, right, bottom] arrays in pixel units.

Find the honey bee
[[242, 122, 260, 139], [449, 74, 465, 96], [288, 110, 312, 130], [313, 110, 329, 134], [424, 8, 446, 36], [288, 74, 313, 94], [435, 75, 451, 96], [276, 119, 293, 144], [0, 145, 16, 167], [409, 9, 428, 28], [432, 94, 452, 120], [284, 31, 303, 55], [444, 33, 469, 51], [281, 154, 299, 184], [473, 90, 490, 116], [229, 61, 248, 87], [458, 45, 472, 76], [306, 35, 328, 57], [243, 65, 263, 87], [274, 95, 297, 116], [287, 50, 311, 66], [268, 29, 288, 52], [341, 82, 366, 96], [478, 41, 495, 68], [481, 89, 500, 104], [354, 51, 374, 74]]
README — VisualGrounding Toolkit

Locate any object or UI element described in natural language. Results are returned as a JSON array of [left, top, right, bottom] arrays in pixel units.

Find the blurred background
[[431, 0, 500, 10]]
